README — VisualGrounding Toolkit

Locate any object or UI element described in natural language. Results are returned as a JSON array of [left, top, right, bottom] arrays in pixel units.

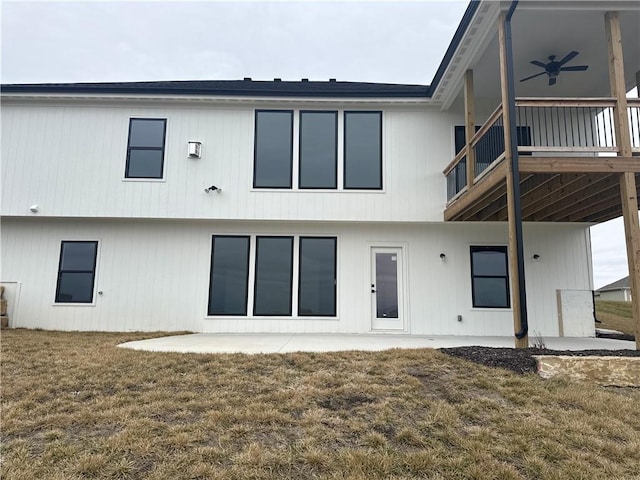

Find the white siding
[[1, 101, 459, 223], [1, 218, 592, 336]]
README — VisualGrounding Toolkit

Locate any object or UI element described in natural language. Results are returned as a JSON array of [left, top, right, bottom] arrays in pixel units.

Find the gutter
[[504, 0, 528, 340]]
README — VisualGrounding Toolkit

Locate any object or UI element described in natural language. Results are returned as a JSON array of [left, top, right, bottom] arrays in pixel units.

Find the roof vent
[[301, 78, 309, 82], [243, 77, 252, 81], [329, 78, 337, 82], [274, 78, 282, 82]]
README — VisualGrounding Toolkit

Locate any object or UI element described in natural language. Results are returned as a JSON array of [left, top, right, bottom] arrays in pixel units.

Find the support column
[[605, 11, 640, 350], [499, 11, 528, 348], [464, 70, 476, 189]]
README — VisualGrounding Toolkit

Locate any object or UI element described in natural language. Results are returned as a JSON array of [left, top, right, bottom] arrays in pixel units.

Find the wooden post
[[499, 12, 528, 348], [606, 11, 640, 350], [464, 70, 476, 189]]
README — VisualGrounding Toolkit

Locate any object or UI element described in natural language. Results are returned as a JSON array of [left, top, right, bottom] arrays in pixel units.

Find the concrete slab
[[118, 333, 637, 355]]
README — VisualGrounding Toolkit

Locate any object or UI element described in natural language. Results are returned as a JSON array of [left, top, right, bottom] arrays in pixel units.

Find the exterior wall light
[[440, 253, 446, 260], [532, 254, 541, 260], [204, 185, 222, 193], [188, 141, 202, 158], [29, 204, 39, 213]]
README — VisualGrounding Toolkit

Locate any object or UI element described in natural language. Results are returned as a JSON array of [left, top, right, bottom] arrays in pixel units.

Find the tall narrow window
[[299, 111, 337, 189], [208, 236, 250, 316], [254, 236, 293, 316], [254, 110, 293, 188], [55, 241, 98, 303], [125, 118, 167, 179], [344, 111, 382, 189], [470, 246, 510, 308], [298, 237, 337, 316]]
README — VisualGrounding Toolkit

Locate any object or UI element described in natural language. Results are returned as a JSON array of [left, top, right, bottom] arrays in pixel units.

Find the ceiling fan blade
[[560, 65, 588, 71], [530, 60, 547, 68], [558, 50, 579, 65], [520, 71, 546, 82], [549, 77, 557, 86]]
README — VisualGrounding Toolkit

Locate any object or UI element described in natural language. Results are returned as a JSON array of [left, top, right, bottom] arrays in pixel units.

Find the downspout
[[504, 0, 528, 340]]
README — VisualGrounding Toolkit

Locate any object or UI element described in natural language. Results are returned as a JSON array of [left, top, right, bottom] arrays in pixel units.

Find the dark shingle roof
[[1, 79, 431, 98], [597, 276, 630, 292]]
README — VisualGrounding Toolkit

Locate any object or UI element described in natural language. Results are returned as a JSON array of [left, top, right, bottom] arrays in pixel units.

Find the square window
[[125, 118, 166, 179]]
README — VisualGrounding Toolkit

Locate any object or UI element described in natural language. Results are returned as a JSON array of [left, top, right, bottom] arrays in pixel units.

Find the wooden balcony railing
[[444, 98, 640, 201]]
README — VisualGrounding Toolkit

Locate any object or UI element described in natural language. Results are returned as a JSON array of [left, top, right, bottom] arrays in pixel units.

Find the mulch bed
[[440, 346, 640, 375]]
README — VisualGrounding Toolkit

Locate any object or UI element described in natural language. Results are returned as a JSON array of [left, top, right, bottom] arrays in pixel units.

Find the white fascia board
[[431, 1, 501, 111], [0, 92, 435, 108]]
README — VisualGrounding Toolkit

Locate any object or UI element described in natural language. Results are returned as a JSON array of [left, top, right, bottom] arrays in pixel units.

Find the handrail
[[470, 104, 503, 148], [443, 146, 467, 176], [516, 97, 616, 108], [628, 98, 640, 106]]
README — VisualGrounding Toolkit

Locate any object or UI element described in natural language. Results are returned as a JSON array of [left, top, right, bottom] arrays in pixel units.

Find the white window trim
[[52, 238, 101, 307]]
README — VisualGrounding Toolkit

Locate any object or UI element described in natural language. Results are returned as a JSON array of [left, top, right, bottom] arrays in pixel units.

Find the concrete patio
[[118, 333, 636, 355]]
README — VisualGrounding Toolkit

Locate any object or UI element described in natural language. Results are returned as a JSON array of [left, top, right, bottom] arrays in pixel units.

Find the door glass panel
[[375, 253, 398, 318]]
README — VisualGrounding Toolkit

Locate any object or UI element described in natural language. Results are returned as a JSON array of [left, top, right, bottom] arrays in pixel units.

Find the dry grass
[[2, 329, 640, 480], [596, 300, 635, 336]]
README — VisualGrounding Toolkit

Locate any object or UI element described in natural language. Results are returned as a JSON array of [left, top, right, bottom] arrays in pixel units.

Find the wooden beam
[[525, 175, 620, 221], [444, 161, 508, 221], [606, 11, 640, 349], [519, 157, 640, 174], [518, 174, 584, 220], [548, 185, 621, 222], [499, 11, 527, 348], [465, 70, 476, 189]]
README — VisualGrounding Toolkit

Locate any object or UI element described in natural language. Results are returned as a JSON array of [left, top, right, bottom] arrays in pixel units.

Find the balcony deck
[[444, 98, 640, 223]]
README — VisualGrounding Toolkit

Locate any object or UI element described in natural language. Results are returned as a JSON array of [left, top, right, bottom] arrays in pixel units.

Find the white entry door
[[371, 247, 404, 331]]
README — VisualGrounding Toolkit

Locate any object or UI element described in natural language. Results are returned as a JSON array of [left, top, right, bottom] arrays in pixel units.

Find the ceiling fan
[[520, 51, 589, 86]]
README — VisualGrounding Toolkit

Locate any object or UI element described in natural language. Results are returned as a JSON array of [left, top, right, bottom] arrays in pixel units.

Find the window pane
[[254, 111, 293, 188], [473, 277, 509, 308], [299, 238, 336, 316], [61, 242, 97, 271], [344, 112, 382, 189], [57, 272, 95, 303], [472, 248, 507, 276], [375, 252, 399, 318], [254, 237, 293, 315], [209, 236, 250, 316], [300, 112, 337, 189], [127, 150, 164, 178], [129, 119, 165, 147]]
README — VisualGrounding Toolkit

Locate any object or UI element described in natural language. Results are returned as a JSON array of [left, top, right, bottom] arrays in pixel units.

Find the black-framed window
[[253, 236, 294, 316], [253, 110, 293, 188], [344, 111, 382, 190], [208, 236, 250, 316], [125, 118, 167, 179], [55, 241, 98, 303], [299, 111, 337, 189], [298, 237, 337, 316], [470, 246, 510, 308]]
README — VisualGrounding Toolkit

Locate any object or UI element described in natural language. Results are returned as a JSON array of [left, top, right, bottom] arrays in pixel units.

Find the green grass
[[2, 329, 640, 479], [596, 300, 635, 336]]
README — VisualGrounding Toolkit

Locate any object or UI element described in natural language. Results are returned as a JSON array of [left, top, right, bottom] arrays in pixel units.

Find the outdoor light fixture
[[204, 185, 222, 193], [440, 253, 446, 259], [29, 204, 39, 213], [188, 141, 202, 158], [532, 254, 541, 260]]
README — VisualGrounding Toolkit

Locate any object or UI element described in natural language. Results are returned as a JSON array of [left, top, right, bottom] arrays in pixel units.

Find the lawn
[[2, 329, 640, 480], [596, 300, 635, 336]]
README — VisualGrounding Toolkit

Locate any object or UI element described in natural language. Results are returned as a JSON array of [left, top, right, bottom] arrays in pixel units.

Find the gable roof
[[597, 276, 630, 292], [0, 79, 431, 98]]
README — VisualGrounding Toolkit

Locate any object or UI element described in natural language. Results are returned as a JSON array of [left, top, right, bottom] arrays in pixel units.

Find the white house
[[2, 1, 639, 345], [597, 276, 632, 302]]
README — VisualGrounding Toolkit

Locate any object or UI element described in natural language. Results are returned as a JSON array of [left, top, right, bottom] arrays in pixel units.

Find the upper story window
[[125, 118, 167, 179], [253, 110, 293, 188], [55, 241, 98, 303], [253, 110, 382, 191], [299, 111, 337, 189], [470, 245, 510, 308], [344, 111, 382, 190]]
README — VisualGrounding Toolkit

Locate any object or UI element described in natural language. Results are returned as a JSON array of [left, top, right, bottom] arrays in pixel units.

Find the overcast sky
[[1, 0, 633, 289]]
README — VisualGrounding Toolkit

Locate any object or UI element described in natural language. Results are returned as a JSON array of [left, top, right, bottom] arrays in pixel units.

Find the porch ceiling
[[451, 4, 640, 107], [446, 171, 640, 223]]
